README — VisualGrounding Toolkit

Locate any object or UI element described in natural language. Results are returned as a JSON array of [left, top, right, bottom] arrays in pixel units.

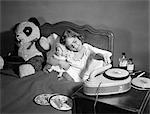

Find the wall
[[0, 0, 149, 72]]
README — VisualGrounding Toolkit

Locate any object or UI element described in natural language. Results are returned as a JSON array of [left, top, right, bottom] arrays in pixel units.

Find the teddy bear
[[13, 17, 57, 78]]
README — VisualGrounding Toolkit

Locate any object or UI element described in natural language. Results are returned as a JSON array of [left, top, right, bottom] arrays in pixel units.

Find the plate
[[132, 77, 150, 90], [34, 93, 57, 105], [104, 68, 129, 80], [49, 94, 73, 111]]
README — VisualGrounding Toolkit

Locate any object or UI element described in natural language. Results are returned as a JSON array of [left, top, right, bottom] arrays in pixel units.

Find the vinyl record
[[104, 68, 129, 80], [132, 77, 150, 90], [49, 94, 73, 111], [34, 93, 57, 105]]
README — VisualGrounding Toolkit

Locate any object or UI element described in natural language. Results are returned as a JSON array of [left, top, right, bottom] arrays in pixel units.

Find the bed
[[0, 21, 114, 114]]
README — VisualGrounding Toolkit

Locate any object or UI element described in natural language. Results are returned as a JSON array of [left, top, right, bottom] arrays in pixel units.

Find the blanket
[[0, 69, 82, 114]]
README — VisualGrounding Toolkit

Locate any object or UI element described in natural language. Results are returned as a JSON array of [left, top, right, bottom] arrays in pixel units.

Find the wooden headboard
[[40, 21, 114, 60]]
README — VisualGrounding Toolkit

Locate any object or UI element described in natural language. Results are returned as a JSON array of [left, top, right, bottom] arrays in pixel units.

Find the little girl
[[60, 29, 112, 82]]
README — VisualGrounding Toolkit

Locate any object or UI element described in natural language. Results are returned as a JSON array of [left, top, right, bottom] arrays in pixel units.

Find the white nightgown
[[66, 43, 112, 82]]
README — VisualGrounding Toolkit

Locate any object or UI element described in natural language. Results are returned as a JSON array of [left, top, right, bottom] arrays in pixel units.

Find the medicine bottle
[[119, 52, 128, 69], [127, 58, 134, 73]]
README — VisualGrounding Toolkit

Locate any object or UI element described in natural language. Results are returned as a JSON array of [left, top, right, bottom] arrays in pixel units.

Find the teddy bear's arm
[[35, 38, 51, 53]]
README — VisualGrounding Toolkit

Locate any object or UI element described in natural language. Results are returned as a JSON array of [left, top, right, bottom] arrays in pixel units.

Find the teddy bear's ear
[[12, 23, 20, 34], [11, 23, 20, 40], [28, 17, 40, 27]]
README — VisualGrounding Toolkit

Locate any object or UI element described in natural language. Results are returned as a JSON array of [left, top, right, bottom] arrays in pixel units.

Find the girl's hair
[[60, 29, 84, 45]]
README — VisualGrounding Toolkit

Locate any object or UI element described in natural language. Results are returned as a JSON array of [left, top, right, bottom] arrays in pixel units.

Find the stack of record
[[34, 93, 73, 111], [131, 77, 150, 90]]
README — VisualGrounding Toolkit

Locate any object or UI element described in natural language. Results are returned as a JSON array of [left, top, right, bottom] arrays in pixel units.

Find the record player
[[83, 68, 132, 95]]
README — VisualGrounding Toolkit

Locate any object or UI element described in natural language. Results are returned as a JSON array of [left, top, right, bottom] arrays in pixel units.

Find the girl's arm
[[89, 64, 112, 79], [84, 43, 112, 64]]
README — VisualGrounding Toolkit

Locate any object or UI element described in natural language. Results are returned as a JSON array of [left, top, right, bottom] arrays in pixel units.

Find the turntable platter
[[105, 68, 129, 80]]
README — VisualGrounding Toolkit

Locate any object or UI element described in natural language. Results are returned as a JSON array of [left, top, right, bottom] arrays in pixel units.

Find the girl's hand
[[103, 54, 111, 64]]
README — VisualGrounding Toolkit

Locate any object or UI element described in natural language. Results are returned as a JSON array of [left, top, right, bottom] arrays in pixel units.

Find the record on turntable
[[131, 77, 150, 90], [104, 68, 129, 80]]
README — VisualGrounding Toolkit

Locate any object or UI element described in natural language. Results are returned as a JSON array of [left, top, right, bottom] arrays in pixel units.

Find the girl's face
[[66, 36, 82, 52]]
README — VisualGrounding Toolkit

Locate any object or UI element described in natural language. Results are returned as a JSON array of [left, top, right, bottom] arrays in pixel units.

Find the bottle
[[119, 52, 128, 69], [127, 58, 134, 73]]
